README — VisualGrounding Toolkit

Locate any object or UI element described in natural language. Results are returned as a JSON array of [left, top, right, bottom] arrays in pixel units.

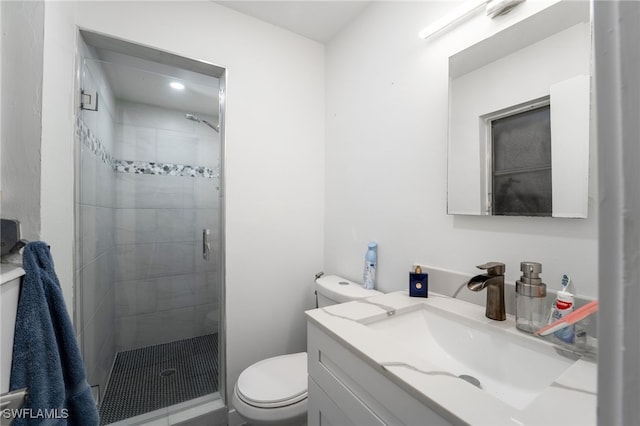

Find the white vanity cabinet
[[307, 322, 451, 426], [306, 292, 597, 426]]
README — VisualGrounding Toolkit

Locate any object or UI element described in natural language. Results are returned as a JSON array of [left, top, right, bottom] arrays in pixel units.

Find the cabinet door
[[308, 377, 356, 426]]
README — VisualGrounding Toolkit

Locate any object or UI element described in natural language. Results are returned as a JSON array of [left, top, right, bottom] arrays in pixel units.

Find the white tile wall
[[113, 101, 220, 351], [115, 101, 218, 169], [79, 205, 115, 266], [81, 250, 116, 317], [116, 305, 198, 351], [82, 285, 116, 395], [195, 271, 218, 305], [156, 129, 199, 165], [194, 179, 217, 209], [156, 209, 196, 242], [116, 174, 193, 209], [115, 208, 157, 245], [116, 242, 195, 282], [116, 125, 157, 161], [195, 302, 219, 335], [79, 146, 97, 206], [76, 45, 118, 397], [155, 275, 197, 311], [115, 277, 159, 317]]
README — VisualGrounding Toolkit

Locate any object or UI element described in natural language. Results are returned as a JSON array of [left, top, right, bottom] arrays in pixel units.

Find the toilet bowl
[[232, 275, 382, 426], [232, 353, 308, 426]]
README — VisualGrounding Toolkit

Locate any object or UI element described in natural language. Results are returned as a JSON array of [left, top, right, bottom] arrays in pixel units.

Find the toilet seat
[[236, 352, 308, 409]]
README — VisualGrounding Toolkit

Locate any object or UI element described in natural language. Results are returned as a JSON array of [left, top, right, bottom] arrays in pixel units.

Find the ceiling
[[82, 31, 220, 117], [93, 48, 219, 117], [82, 2, 371, 116], [215, 1, 371, 43]]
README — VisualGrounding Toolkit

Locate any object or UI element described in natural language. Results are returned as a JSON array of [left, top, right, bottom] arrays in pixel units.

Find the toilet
[[232, 275, 382, 426]]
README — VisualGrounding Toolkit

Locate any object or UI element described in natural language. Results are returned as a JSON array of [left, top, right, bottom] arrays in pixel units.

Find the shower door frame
[[72, 28, 228, 421]]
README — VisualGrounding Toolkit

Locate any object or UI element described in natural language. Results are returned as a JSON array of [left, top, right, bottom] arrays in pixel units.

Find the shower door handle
[[203, 229, 212, 261]]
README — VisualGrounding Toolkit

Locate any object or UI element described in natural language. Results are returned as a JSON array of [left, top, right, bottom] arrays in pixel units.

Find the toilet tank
[[1, 264, 24, 393], [315, 275, 382, 308]]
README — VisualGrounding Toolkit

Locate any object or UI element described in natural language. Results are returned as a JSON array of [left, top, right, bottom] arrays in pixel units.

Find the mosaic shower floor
[[99, 334, 218, 425]]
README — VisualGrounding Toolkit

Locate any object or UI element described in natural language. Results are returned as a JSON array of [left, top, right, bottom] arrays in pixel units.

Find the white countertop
[[306, 291, 597, 426], [0, 263, 25, 286]]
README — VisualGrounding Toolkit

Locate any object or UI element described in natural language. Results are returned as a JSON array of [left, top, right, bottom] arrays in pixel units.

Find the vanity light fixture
[[170, 81, 185, 90], [419, 0, 485, 40], [419, 0, 525, 40]]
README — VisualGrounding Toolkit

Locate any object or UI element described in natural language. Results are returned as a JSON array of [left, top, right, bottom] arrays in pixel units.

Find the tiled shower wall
[[76, 49, 221, 394], [113, 101, 220, 352], [75, 51, 117, 396]]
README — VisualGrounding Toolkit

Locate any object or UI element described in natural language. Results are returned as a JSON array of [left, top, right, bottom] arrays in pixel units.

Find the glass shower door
[[75, 47, 222, 424]]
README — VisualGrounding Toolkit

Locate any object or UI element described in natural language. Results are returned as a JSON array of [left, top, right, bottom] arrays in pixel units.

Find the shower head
[[185, 113, 219, 133]]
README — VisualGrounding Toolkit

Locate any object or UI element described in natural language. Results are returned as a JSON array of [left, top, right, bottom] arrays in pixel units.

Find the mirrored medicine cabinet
[[447, 0, 592, 218]]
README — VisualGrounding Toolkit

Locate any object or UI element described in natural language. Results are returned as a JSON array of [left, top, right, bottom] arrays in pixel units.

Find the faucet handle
[[476, 262, 505, 276]]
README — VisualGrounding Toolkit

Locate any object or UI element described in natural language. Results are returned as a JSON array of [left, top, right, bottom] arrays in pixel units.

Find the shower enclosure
[[73, 31, 225, 425]]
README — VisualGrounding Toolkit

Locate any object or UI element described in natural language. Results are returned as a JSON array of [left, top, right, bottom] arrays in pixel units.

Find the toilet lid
[[236, 352, 308, 408]]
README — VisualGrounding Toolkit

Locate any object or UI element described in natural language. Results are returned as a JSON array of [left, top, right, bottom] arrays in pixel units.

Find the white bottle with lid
[[550, 289, 575, 343], [362, 242, 377, 290]]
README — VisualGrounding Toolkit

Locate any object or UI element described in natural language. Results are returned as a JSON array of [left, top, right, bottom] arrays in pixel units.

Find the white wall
[[41, 0, 78, 310], [325, 2, 598, 298], [41, 0, 325, 405], [1, 0, 45, 240]]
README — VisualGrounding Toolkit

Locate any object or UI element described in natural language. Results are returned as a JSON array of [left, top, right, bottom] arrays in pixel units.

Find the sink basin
[[363, 303, 575, 409]]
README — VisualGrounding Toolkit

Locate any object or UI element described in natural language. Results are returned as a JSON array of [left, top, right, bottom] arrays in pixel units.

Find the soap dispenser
[[515, 261, 547, 333]]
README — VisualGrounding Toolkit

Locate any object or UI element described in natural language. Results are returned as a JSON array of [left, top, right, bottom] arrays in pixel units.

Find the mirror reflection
[[447, 2, 591, 218], [491, 103, 552, 216]]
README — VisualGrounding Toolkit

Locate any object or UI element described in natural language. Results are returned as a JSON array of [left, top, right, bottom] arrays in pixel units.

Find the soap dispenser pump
[[515, 261, 547, 333]]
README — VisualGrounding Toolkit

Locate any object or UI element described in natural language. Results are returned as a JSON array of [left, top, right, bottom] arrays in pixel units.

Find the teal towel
[[10, 241, 99, 425]]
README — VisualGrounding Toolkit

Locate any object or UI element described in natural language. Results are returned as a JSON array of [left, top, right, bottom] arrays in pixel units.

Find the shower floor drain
[[160, 368, 177, 377]]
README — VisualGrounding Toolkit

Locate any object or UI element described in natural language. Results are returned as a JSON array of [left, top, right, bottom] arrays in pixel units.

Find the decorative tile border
[[76, 116, 219, 179], [76, 115, 115, 168], [114, 160, 218, 179]]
